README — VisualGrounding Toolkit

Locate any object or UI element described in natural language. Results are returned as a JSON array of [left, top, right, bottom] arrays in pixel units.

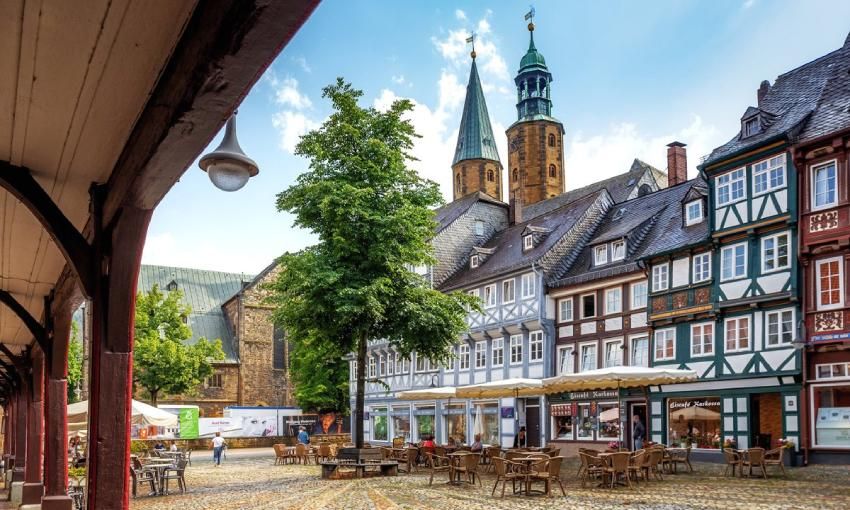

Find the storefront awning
[[543, 366, 697, 394], [456, 378, 543, 399]]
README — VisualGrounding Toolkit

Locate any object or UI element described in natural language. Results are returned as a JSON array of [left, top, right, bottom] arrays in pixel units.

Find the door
[[525, 403, 541, 447], [629, 403, 647, 450]]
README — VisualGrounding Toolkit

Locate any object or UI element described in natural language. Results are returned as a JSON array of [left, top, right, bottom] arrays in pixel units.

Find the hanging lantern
[[199, 112, 259, 191]]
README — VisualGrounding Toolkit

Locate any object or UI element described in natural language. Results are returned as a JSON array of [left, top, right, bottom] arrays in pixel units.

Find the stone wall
[[453, 159, 503, 201], [507, 120, 565, 207], [149, 363, 240, 417]]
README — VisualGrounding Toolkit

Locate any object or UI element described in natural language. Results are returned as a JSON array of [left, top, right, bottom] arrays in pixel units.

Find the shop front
[[806, 357, 850, 463], [548, 389, 645, 456]]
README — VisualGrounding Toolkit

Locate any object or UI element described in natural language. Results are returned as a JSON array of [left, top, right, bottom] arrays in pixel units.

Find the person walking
[[633, 415, 645, 451], [212, 432, 226, 467], [513, 426, 527, 448], [297, 426, 310, 445]]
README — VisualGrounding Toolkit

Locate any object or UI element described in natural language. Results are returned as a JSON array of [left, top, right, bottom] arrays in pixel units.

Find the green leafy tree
[[67, 321, 84, 403], [288, 332, 349, 413], [133, 284, 225, 406], [270, 79, 477, 447]]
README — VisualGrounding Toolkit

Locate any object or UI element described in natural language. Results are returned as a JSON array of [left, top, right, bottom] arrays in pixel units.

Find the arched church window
[[513, 169, 519, 182], [638, 184, 652, 197], [548, 134, 556, 147], [487, 169, 495, 182], [549, 164, 557, 178], [456, 173, 461, 189]]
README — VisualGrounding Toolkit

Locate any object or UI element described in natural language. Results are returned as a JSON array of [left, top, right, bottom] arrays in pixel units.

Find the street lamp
[[199, 112, 258, 191], [792, 319, 808, 351]]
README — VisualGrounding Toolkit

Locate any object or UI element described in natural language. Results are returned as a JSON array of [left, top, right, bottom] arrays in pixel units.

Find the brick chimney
[[757, 80, 770, 107], [509, 189, 523, 225], [666, 141, 687, 187]]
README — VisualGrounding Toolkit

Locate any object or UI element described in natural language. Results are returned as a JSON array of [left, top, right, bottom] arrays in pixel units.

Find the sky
[[141, 0, 850, 275]]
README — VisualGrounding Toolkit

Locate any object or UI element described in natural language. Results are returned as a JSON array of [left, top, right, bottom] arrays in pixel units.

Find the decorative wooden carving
[[810, 211, 839, 232], [815, 312, 844, 332], [652, 297, 666, 313], [673, 292, 688, 309], [695, 288, 711, 305]]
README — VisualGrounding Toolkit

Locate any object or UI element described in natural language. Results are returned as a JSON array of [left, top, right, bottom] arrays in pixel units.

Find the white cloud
[[293, 56, 312, 73], [274, 77, 312, 110], [742, 0, 756, 9], [392, 74, 406, 85], [272, 110, 320, 155], [565, 116, 721, 190], [455, 9, 466, 20]]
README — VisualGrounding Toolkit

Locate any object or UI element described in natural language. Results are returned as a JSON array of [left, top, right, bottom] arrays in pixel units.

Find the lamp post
[[199, 112, 259, 191]]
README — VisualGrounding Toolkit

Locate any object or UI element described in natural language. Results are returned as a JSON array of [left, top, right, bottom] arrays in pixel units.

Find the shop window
[[475, 402, 500, 446], [597, 403, 620, 440], [576, 403, 593, 440], [815, 362, 850, 380], [443, 403, 467, 445], [552, 410, 573, 440], [414, 406, 435, 442], [392, 407, 411, 442], [667, 397, 721, 449], [813, 385, 850, 447], [371, 407, 388, 442]]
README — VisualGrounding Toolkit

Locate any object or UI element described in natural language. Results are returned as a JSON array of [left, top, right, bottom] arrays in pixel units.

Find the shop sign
[[500, 407, 515, 419], [551, 404, 572, 417], [669, 399, 720, 410], [567, 390, 618, 400], [812, 332, 850, 342]]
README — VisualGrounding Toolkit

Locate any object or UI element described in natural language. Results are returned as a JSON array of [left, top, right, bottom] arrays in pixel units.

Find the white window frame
[[752, 154, 786, 196], [580, 292, 596, 319], [605, 287, 622, 315], [611, 240, 626, 261], [521, 273, 536, 299], [474, 220, 485, 236], [594, 245, 608, 265], [402, 356, 410, 374], [369, 356, 377, 377], [685, 200, 703, 226], [652, 263, 669, 292], [474, 341, 487, 368], [692, 252, 712, 283], [766, 309, 794, 347], [523, 234, 534, 250], [631, 281, 648, 309], [716, 167, 746, 206], [491, 338, 504, 367], [816, 257, 845, 311], [502, 279, 515, 304], [721, 242, 747, 281], [724, 316, 751, 353], [509, 335, 523, 365], [557, 345, 574, 375], [387, 353, 394, 375], [630, 335, 649, 367], [743, 116, 759, 137], [761, 231, 790, 273], [559, 297, 574, 322], [690, 322, 714, 357], [579, 342, 597, 372], [654, 328, 676, 362], [459, 344, 470, 370], [529, 331, 544, 361], [484, 283, 497, 308], [470, 254, 479, 269], [604, 338, 623, 368], [811, 160, 838, 211]]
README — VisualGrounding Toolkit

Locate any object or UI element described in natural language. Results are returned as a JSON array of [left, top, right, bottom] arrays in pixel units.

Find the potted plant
[[722, 438, 737, 451], [777, 438, 797, 467]]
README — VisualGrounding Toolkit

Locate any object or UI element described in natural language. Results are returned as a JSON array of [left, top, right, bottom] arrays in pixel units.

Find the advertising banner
[[178, 408, 199, 439]]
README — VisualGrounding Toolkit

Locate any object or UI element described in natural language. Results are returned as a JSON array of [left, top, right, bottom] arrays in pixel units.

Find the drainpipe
[[531, 261, 546, 446]]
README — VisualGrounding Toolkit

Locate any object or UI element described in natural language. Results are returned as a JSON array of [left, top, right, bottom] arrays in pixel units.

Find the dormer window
[[474, 220, 485, 236], [523, 234, 534, 251], [743, 116, 760, 138], [166, 279, 178, 292], [594, 245, 608, 265], [611, 240, 626, 261], [685, 200, 704, 225], [470, 255, 480, 269]]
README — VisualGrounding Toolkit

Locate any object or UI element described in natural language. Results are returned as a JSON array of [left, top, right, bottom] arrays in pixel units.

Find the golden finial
[[467, 33, 476, 59], [528, 22, 535, 32]]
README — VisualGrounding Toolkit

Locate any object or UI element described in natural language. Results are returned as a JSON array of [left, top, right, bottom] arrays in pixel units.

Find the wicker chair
[[392, 436, 405, 448], [742, 447, 767, 479], [453, 453, 482, 485], [273, 444, 287, 465], [579, 452, 604, 488], [669, 446, 693, 473], [602, 452, 632, 489], [295, 443, 310, 465], [577, 448, 600, 476], [531, 455, 566, 496], [426, 451, 452, 486], [764, 448, 787, 476], [490, 457, 524, 498], [628, 449, 646, 484], [723, 449, 742, 477], [641, 448, 664, 481], [314, 444, 333, 463], [130, 457, 159, 497]]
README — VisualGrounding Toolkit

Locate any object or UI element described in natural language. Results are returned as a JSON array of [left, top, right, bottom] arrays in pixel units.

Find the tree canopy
[[288, 331, 349, 413], [133, 284, 225, 405], [67, 320, 83, 403], [270, 79, 477, 447]]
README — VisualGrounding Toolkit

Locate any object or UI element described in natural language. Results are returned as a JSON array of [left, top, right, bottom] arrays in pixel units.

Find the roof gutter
[[699, 134, 788, 173]]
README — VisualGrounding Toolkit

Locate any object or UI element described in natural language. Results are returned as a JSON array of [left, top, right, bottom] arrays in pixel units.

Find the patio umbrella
[[473, 404, 485, 438], [670, 405, 720, 421], [66, 399, 179, 428], [598, 407, 619, 423]]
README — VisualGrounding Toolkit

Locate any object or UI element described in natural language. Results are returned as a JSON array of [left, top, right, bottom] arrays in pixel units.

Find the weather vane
[[525, 5, 536, 30], [466, 32, 476, 59]]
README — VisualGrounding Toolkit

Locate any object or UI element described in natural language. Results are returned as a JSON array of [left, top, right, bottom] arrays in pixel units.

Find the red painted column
[[13, 377, 27, 482], [42, 307, 73, 510], [86, 205, 152, 510], [23, 350, 45, 505]]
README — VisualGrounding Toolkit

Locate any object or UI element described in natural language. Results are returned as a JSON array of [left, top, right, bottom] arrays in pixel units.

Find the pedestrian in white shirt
[[212, 432, 226, 467]]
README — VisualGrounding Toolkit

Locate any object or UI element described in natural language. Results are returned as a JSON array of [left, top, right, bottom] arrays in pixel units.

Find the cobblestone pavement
[[130, 455, 850, 510]]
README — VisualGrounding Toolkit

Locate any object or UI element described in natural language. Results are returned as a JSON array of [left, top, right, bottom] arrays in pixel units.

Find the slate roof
[[522, 159, 665, 220], [438, 190, 607, 291], [798, 33, 850, 142], [138, 265, 253, 362], [550, 179, 709, 287], [433, 191, 506, 233], [452, 59, 501, 166], [702, 41, 846, 167]]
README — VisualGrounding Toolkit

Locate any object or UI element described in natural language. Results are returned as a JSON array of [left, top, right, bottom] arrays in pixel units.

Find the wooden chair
[[742, 448, 767, 479], [490, 457, 523, 498], [531, 455, 566, 496], [641, 448, 664, 481], [295, 443, 310, 465], [628, 450, 646, 484], [273, 444, 286, 465], [669, 446, 693, 473], [577, 448, 600, 476], [314, 444, 332, 463], [453, 453, 482, 485], [161, 459, 188, 495], [579, 452, 604, 488], [426, 451, 452, 486], [764, 448, 787, 476], [723, 449, 742, 477], [602, 452, 632, 489]]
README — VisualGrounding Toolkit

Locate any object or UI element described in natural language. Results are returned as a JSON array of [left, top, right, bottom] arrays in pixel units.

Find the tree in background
[[270, 79, 477, 448], [67, 321, 84, 403], [288, 331, 349, 413], [133, 284, 225, 406]]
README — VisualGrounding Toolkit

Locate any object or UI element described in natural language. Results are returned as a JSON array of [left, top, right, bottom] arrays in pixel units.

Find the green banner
[[178, 408, 199, 439]]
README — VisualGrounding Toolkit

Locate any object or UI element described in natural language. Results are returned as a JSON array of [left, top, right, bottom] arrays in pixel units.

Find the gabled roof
[[433, 191, 506, 233], [703, 44, 845, 167], [439, 190, 608, 290], [452, 60, 501, 166], [798, 33, 850, 142], [138, 265, 254, 362]]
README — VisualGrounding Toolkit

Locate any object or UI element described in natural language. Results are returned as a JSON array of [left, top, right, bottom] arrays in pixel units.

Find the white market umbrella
[[66, 399, 178, 428], [473, 404, 485, 439], [670, 405, 720, 421], [396, 387, 457, 400], [542, 366, 697, 394], [455, 378, 543, 399], [598, 407, 619, 423]]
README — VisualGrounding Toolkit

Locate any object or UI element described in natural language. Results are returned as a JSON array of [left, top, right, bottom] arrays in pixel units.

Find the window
[[415, 354, 432, 373], [523, 234, 533, 250], [581, 293, 596, 319], [401, 356, 410, 373], [812, 161, 837, 210], [652, 264, 669, 291], [371, 407, 388, 442], [725, 317, 750, 352], [743, 116, 760, 137], [815, 362, 850, 380], [487, 169, 495, 182], [813, 384, 850, 447], [387, 353, 394, 375], [548, 133, 556, 147], [631, 336, 649, 367], [580, 343, 597, 371], [207, 372, 223, 388], [595, 245, 608, 265], [456, 173, 461, 189], [502, 279, 515, 304], [467, 288, 480, 309], [470, 255, 479, 269], [631, 281, 648, 309], [491, 338, 504, 367], [484, 284, 497, 308], [459, 344, 470, 370], [529, 331, 543, 361], [685, 200, 703, 225], [369, 356, 377, 377], [766, 310, 793, 346], [816, 257, 844, 310], [378, 354, 386, 376], [559, 297, 573, 322], [604, 339, 623, 367], [521, 273, 535, 298], [762, 232, 789, 272], [667, 397, 721, 449], [512, 168, 518, 182], [548, 164, 557, 178], [692, 252, 711, 283], [474, 220, 484, 236], [721, 243, 747, 281], [273, 324, 286, 370], [753, 154, 785, 194], [474, 341, 486, 368], [717, 168, 746, 206], [605, 287, 622, 315], [654, 329, 675, 361], [557, 346, 574, 374], [510, 335, 523, 365], [691, 323, 714, 356], [612, 240, 626, 261]]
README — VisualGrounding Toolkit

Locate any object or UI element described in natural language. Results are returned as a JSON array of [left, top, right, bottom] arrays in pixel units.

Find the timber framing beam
[[0, 162, 95, 298], [0, 291, 49, 354]]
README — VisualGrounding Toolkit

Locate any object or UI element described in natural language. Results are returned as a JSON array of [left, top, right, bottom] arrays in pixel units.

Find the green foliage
[[270, 79, 478, 446], [130, 440, 149, 455], [68, 467, 86, 480], [133, 284, 225, 405], [289, 332, 349, 413], [67, 321, 84, 403]]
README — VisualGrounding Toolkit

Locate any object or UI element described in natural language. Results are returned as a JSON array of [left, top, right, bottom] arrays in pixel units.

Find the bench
[[320, 460, 398, 479]]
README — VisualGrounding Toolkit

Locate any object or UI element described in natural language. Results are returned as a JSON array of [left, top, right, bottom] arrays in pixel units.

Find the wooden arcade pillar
[[23, 349, 45, 505], [42, 305, 73, 510]]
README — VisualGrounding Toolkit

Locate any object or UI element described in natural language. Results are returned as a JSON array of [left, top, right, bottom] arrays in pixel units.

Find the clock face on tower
[[509, 137, 519, 153]]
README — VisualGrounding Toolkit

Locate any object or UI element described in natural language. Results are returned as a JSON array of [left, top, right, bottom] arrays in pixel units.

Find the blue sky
[[142, 0, 850, 274]]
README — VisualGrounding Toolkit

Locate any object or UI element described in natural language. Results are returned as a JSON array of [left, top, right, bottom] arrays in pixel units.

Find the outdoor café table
[[144, 459, 176, 495], [663, 448, 688, 474]]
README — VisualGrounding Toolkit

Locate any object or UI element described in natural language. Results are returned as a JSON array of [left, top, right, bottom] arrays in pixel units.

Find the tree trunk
[[354, 331, 367, 449], [150, 389, 158, 407]]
